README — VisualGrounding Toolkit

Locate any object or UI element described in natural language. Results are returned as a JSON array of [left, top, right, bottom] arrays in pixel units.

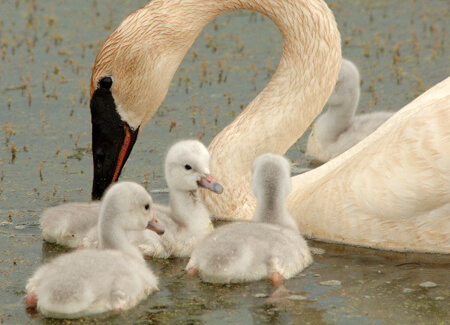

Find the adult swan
[[89, 0, 450, 253]]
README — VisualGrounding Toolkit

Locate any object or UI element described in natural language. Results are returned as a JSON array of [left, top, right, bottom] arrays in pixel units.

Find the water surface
[[0, 0, 449, 324]]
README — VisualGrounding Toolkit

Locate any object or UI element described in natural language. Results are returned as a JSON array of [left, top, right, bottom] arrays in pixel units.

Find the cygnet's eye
[[144, 203, 150, 210], [99, 76, 113, 90], [184, 164, 192, 170]]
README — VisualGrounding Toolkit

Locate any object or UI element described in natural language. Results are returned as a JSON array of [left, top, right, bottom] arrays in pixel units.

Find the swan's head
[[101, 181, 165, 235], [165, 140, 223, 194], [326, 58, 360, 108], [89, 6, 185, 200], [251, 153, 292, 201]]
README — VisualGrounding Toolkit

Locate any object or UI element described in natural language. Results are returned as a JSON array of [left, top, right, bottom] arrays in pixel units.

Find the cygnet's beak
[[146, 216, 165, 235], [197, 174, 224, 194]]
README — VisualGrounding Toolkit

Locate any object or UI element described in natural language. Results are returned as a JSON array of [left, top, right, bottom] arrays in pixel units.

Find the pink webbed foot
[[25, 291, 38, 309], [270, 272, 284, 288], [187, 268, 199, 276]]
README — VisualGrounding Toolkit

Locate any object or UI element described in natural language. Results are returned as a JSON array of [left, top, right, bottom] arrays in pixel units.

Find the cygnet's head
[[101, 181, 164, 235], [251, 153, 292, 200], [165, 140, 223, 194], [327, 58, 360, 107]]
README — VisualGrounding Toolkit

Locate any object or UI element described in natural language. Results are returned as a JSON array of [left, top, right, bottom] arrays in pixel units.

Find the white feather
[[26, 182, 159, 319]]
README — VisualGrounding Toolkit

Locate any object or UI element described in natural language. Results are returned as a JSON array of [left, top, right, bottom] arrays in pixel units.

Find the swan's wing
[[290, 77, 450, 253]]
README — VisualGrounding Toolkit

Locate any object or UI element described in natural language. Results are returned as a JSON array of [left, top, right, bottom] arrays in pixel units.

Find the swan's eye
[[144, 203, 150, 210], [99, 76, 113, 90], [184, 164, 192, 170]]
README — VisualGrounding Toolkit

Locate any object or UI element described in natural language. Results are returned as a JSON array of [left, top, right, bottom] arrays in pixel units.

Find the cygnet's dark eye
[[99, 76, 113, 90], [184, 164, 192, 170], [144, 203, 150, 210]]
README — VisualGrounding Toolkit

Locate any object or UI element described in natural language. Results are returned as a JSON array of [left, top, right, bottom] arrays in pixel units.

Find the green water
[[0, 0, 449, 324]]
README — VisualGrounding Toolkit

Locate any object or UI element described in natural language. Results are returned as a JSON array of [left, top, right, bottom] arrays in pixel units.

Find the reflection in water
[[250, 298, 329, 325]]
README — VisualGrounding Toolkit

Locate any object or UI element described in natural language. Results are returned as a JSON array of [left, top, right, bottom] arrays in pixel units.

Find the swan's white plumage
[[26, 182, 159, 319], [83, 140, 221, 258], [90, 0, 341, 221], [90, 0, 450, 253], [306, 59, 394, 163], [290, 77, 450, 253], [186, 154, 312, 283]]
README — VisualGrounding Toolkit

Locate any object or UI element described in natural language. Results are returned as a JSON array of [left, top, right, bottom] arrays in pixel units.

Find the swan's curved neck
[[254, 192, 297, 231], [98, 207, 143, 260], [169, 189, 210, 229], [314, 85, 360, 143], [205, 0, 341, 219], [92, 0, 340, 129], [314, 104, 356, 144], [93, 0, 341, 220]]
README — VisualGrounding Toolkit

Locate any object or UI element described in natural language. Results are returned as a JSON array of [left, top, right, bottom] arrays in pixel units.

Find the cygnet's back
[[306, 59, 394, 163], [186, 154, 312, 284], [40, 201, 101, 248], [26, 182, 162, 319]]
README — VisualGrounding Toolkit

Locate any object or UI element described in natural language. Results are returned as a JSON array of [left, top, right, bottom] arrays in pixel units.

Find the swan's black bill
[[90, 87, 139, 200]]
